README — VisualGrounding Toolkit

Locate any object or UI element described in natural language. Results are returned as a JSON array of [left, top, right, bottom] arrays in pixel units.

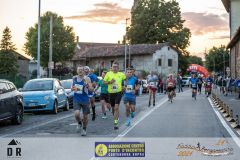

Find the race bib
[[112, 84, 118, 92], [149, 82, 156, 86], [192, 84, 196, 88], [126, 85, 133, 93], [207, 82, 211, 86], [168, 82, 174, 87], [75, 84, 83, 94]]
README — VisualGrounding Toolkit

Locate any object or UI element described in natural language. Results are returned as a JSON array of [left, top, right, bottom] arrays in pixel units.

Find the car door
[[0, 82, 12, 119], [54, 80, 65, 106], [7, 83, 18, 116]]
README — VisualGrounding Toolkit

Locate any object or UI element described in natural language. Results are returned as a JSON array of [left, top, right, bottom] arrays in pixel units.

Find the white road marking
[[0, 114, 73, 138], [208, 97, 240, 148]]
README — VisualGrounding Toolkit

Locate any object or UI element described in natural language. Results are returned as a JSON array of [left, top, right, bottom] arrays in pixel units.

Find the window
[[111, 60, 114, 67], [158, 59, 162, 66], [0, 82, 9, 94], [168, 59, 173, 67], [7, 83, 16, 91]]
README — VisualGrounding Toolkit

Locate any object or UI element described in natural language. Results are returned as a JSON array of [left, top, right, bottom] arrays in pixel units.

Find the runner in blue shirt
[[84, 66, 98, 121], [71, 66, 94, 136], [123, 68, 139, 126], [189, 74, 198, 99]]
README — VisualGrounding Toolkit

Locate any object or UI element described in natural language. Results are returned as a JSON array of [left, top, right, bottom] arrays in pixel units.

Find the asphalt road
[[0, 88, 240, 160]]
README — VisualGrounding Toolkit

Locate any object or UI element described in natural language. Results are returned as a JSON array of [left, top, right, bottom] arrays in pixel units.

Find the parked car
[[182, 77, 191, 87], [0, 79, 23, 125], [20, 78, 69, 114], [60, 79, 73, 108]]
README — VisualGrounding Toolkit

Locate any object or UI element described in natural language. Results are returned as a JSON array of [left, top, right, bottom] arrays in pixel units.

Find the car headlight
[[44, 95, 50, 100]]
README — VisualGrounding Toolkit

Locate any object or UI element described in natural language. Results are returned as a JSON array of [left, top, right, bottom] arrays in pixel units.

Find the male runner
[[104, 61, 126, 130], [71, 66, 93, 136], [123, 68, 139, 126], [84, 66, 98, 121]]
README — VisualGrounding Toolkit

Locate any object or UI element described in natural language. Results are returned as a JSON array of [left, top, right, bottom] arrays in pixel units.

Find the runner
[[71, 66, 93, 136], [197, 75, 203, 94], [84, 66, 98, 121], [166, 74, 176, 102], [94, 71, 111, 119], [147, 71, 158, 107], [123, 68, 139, 126], [189, 74, 198, 100], [104, 61, 126, 130], [205, 75, 214, 97]]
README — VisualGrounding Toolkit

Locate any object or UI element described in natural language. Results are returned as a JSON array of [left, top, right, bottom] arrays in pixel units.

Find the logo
[[7, 139, 22, 158], [176, 139, 234, 157], [95, 144, 108, 157], [95, 142, 145, 157]]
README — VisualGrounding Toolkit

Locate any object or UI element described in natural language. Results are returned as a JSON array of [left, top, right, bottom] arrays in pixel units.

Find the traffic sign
[[48, 61, 54, 69]]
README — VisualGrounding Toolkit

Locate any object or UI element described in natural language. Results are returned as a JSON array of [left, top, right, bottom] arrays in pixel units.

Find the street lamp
[[37, 0, 41, 78], [124, 18, 130, 72]]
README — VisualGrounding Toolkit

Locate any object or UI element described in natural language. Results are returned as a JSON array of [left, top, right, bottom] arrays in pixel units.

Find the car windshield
[[182, 77, 188, 80], [22, 80, 53, 91], [61, 80, 72, 89]]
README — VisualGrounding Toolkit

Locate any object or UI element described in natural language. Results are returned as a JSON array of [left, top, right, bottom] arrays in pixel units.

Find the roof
[[14, 51, 32, 61], [73, 42, 180, 60], [27, 78, 57, 82], [221, 0, 230, 12], [227, 26, 240, 48], [0, 79, 13, 83]]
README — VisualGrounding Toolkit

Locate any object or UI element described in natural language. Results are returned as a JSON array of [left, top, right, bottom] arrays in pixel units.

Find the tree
[[0, 26, 18, 75], [128, 0, 191, 74], [128, 0, 191, 54], [188, 55, 203, 66], [24, 12, 76, 68], [205, 46, 229, 74]]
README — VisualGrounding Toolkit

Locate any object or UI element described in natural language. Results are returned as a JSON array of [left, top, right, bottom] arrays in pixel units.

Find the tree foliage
[[24, 11, 76, 68], [0, 26, 18, 75], [188, 55, 203, 66], [205, 46, 229, 73], [128, 0, 191, 54]]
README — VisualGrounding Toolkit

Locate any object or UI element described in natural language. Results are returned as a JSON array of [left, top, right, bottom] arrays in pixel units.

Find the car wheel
[[12, 105, 23, 125], [64, 99, 69, 111], [52, 100, 58, 114]]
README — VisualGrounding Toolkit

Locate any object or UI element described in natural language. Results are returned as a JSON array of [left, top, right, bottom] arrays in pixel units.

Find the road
[[0, 88, 240, 160]]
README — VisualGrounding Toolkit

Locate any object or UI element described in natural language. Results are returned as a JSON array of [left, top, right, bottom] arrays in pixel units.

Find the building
[[222, 0, 240, 78], [16, 52, 31, 77], [72, 42, 180, 77]]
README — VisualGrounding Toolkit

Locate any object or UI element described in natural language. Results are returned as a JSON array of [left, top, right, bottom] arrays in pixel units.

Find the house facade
[[222, 0, 240, 78], [72, 42, 180, 77]]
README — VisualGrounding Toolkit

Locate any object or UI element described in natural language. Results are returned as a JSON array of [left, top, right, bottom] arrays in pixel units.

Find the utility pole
[[49, 15, 53, 78], [37, 0, 41, 78], [128, 44, 131, 68], [124, 18, 130, 72]]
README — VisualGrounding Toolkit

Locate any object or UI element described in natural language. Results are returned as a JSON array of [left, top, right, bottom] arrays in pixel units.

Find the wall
[[230, 0, 240, 38], [17, 60, 29, 77]]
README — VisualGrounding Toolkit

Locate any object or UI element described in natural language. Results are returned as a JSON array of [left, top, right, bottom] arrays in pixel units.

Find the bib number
[[75, 84, 83, 94], [192, 84, 196, 88], [150, 82, 156, 86], [112, 84, 118, 92], [126, 85, 133, 93], [168, 82, 174, 87]]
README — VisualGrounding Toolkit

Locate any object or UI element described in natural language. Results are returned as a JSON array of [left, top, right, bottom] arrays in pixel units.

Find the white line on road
[[0, 113, 73, 138], [89, 97, 169, 160], [208, 97, 240, 148]]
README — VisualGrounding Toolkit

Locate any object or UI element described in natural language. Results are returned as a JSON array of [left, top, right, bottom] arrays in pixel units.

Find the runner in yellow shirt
[[104, 61, 126, 130]]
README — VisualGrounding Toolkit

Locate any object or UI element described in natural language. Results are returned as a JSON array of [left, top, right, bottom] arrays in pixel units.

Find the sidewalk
[[212, 88, 240, 119]]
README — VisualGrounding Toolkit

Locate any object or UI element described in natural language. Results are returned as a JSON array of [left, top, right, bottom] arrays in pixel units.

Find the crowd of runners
[[70, 61, 175, 136], [70, 61, 218, 136]]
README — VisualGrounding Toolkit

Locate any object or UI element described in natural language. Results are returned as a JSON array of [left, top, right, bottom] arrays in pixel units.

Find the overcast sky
[[0, 0, 229, 57]]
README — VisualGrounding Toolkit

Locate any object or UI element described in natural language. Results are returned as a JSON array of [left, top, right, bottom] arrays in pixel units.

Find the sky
[[0, 0, 230, 58]]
